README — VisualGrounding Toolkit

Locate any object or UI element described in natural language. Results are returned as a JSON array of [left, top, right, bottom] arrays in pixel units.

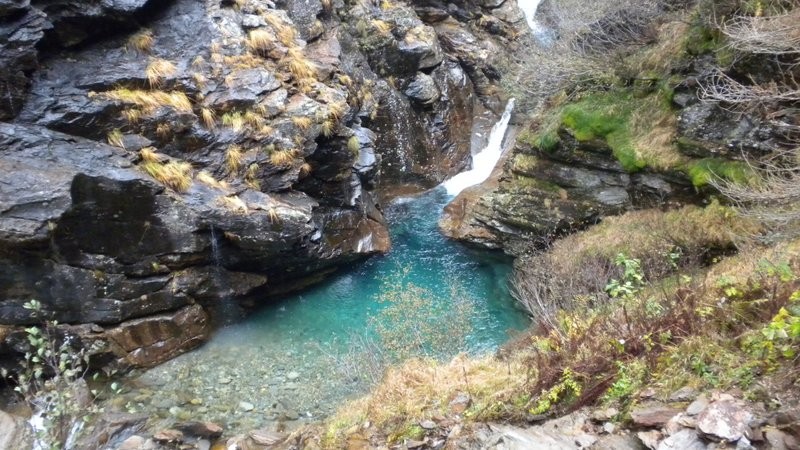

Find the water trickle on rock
[[115, 113, 529, 435], [441, 99, 515, 196], [517, 0, 554, 45]]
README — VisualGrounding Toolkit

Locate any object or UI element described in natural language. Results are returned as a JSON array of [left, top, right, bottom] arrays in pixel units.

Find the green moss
[[559, 91, 646, 172], [536, 131, 561, 153], [685, 158, 756, 188]]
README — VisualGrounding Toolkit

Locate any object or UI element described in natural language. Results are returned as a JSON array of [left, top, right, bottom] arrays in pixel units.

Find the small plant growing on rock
[[98, 88, 193, 113], [299, 162, 312, 177], [264, 14, 297, 47], [225, 145, 244, 173], [200, 107, 216, 129], [216, 195, 248, 214], [126, 29, 154, 54], [8, 300, 102, 450], [270, 148, 296, 167], [285, 48, 318, 90], [321, 119, 336, 137], [139, 149, 193, 192], [245, 163, 261, 190], [347, 136, 360, 156], [145, 58, 177, 87], [196, 171, 227, 190], [246, 29, 275, 55], [291, 116, 313, 130], [106, 129, 125, 148]]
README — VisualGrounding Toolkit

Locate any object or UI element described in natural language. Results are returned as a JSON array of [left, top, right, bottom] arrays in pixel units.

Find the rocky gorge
[[0, 0, 529, 371], [1, 0, 800, 448]]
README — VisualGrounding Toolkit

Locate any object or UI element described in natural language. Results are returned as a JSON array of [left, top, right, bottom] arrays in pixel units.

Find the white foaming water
[[441, 99, 515, 196], [517, 0, 543, 32]]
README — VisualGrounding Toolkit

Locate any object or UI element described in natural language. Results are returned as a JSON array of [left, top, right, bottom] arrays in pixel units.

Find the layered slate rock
[[439, 126, 697, 252], [0, 0, 532, 369], [0, 122, 388, 367]]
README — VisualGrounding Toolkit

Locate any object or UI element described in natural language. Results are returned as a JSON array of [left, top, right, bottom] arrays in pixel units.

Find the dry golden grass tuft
[[122, 108, 143, 124], [225, 145, 244, 173], [632, 21, 691, 75], [323, 355, 528, 447], [264, 14, 298, 47], [139, 146, 161, 163], [107, 129, 125, 148], [146, 58, 177, 87], [245, 163, 261, 190], [285, 48, 318, 87], [327, 101, 348, 121], [299, 162, 312, 177], [101, 89, 193, 113], [221, 112, 246, 132], [217, 195, 248, 214], [247, 29, 275, 54], [200, 107, 216, 129], [267, 207, 280, 223], [155, 122, 171, 139], [291, 116, 313, 130], [223, 54, 264, 70], [321, 119, 336, 137], [371, 19, 393, 36], [337, 74, 353, 87], [629, 96, 685, 171], [244, 110, 265, 128], [192, 72, 208, 90], [127, 29, 154, 54], [270, 148, 296, 167], [321, 0, 333, 14], [140, 158, 193, 192], [196, 170, 227, 190], [347, 135, 360, 155]]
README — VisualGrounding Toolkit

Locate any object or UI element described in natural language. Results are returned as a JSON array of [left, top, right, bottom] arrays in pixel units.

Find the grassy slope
[[311, 2, 799, 447]]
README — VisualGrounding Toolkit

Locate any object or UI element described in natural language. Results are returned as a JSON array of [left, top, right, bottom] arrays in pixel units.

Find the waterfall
[[210, 225, 222, 267], [209, 226, 242, 325], [517, 0, 554, 45], [517, 0, 543, 33], [441, 99, 515, 197]]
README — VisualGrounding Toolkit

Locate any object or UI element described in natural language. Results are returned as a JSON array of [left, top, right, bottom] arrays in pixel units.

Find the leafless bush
[[699, 68, 800, 108], [317, 330, 389, 390], [720, 8, 800, 55], [701, 5, 800, 240], [510, 254, 616, 331], [713, 141, 800, 240], [503, 0, 670, 112]]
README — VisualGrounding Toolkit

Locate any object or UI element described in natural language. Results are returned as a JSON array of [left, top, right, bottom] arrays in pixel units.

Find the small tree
[[5, 300, 103, 450]]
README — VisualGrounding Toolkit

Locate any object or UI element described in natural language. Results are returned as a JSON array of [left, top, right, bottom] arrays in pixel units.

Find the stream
[[110, 101, 529, 434]]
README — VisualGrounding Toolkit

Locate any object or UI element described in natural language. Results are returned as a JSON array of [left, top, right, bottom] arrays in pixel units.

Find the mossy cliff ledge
[[440, 13, 779, 253], [0, 0, 525, 368]]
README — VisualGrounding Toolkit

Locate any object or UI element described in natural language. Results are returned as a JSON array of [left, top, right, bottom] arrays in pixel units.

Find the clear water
[[115, 187, 529, 433]]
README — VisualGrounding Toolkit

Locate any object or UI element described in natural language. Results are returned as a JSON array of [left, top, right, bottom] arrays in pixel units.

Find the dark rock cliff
[[0, 0, 528, 368]]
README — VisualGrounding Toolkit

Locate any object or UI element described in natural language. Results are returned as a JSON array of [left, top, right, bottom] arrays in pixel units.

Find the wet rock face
[[0, 120, 387, 368], [0, 0, 529, 368]]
